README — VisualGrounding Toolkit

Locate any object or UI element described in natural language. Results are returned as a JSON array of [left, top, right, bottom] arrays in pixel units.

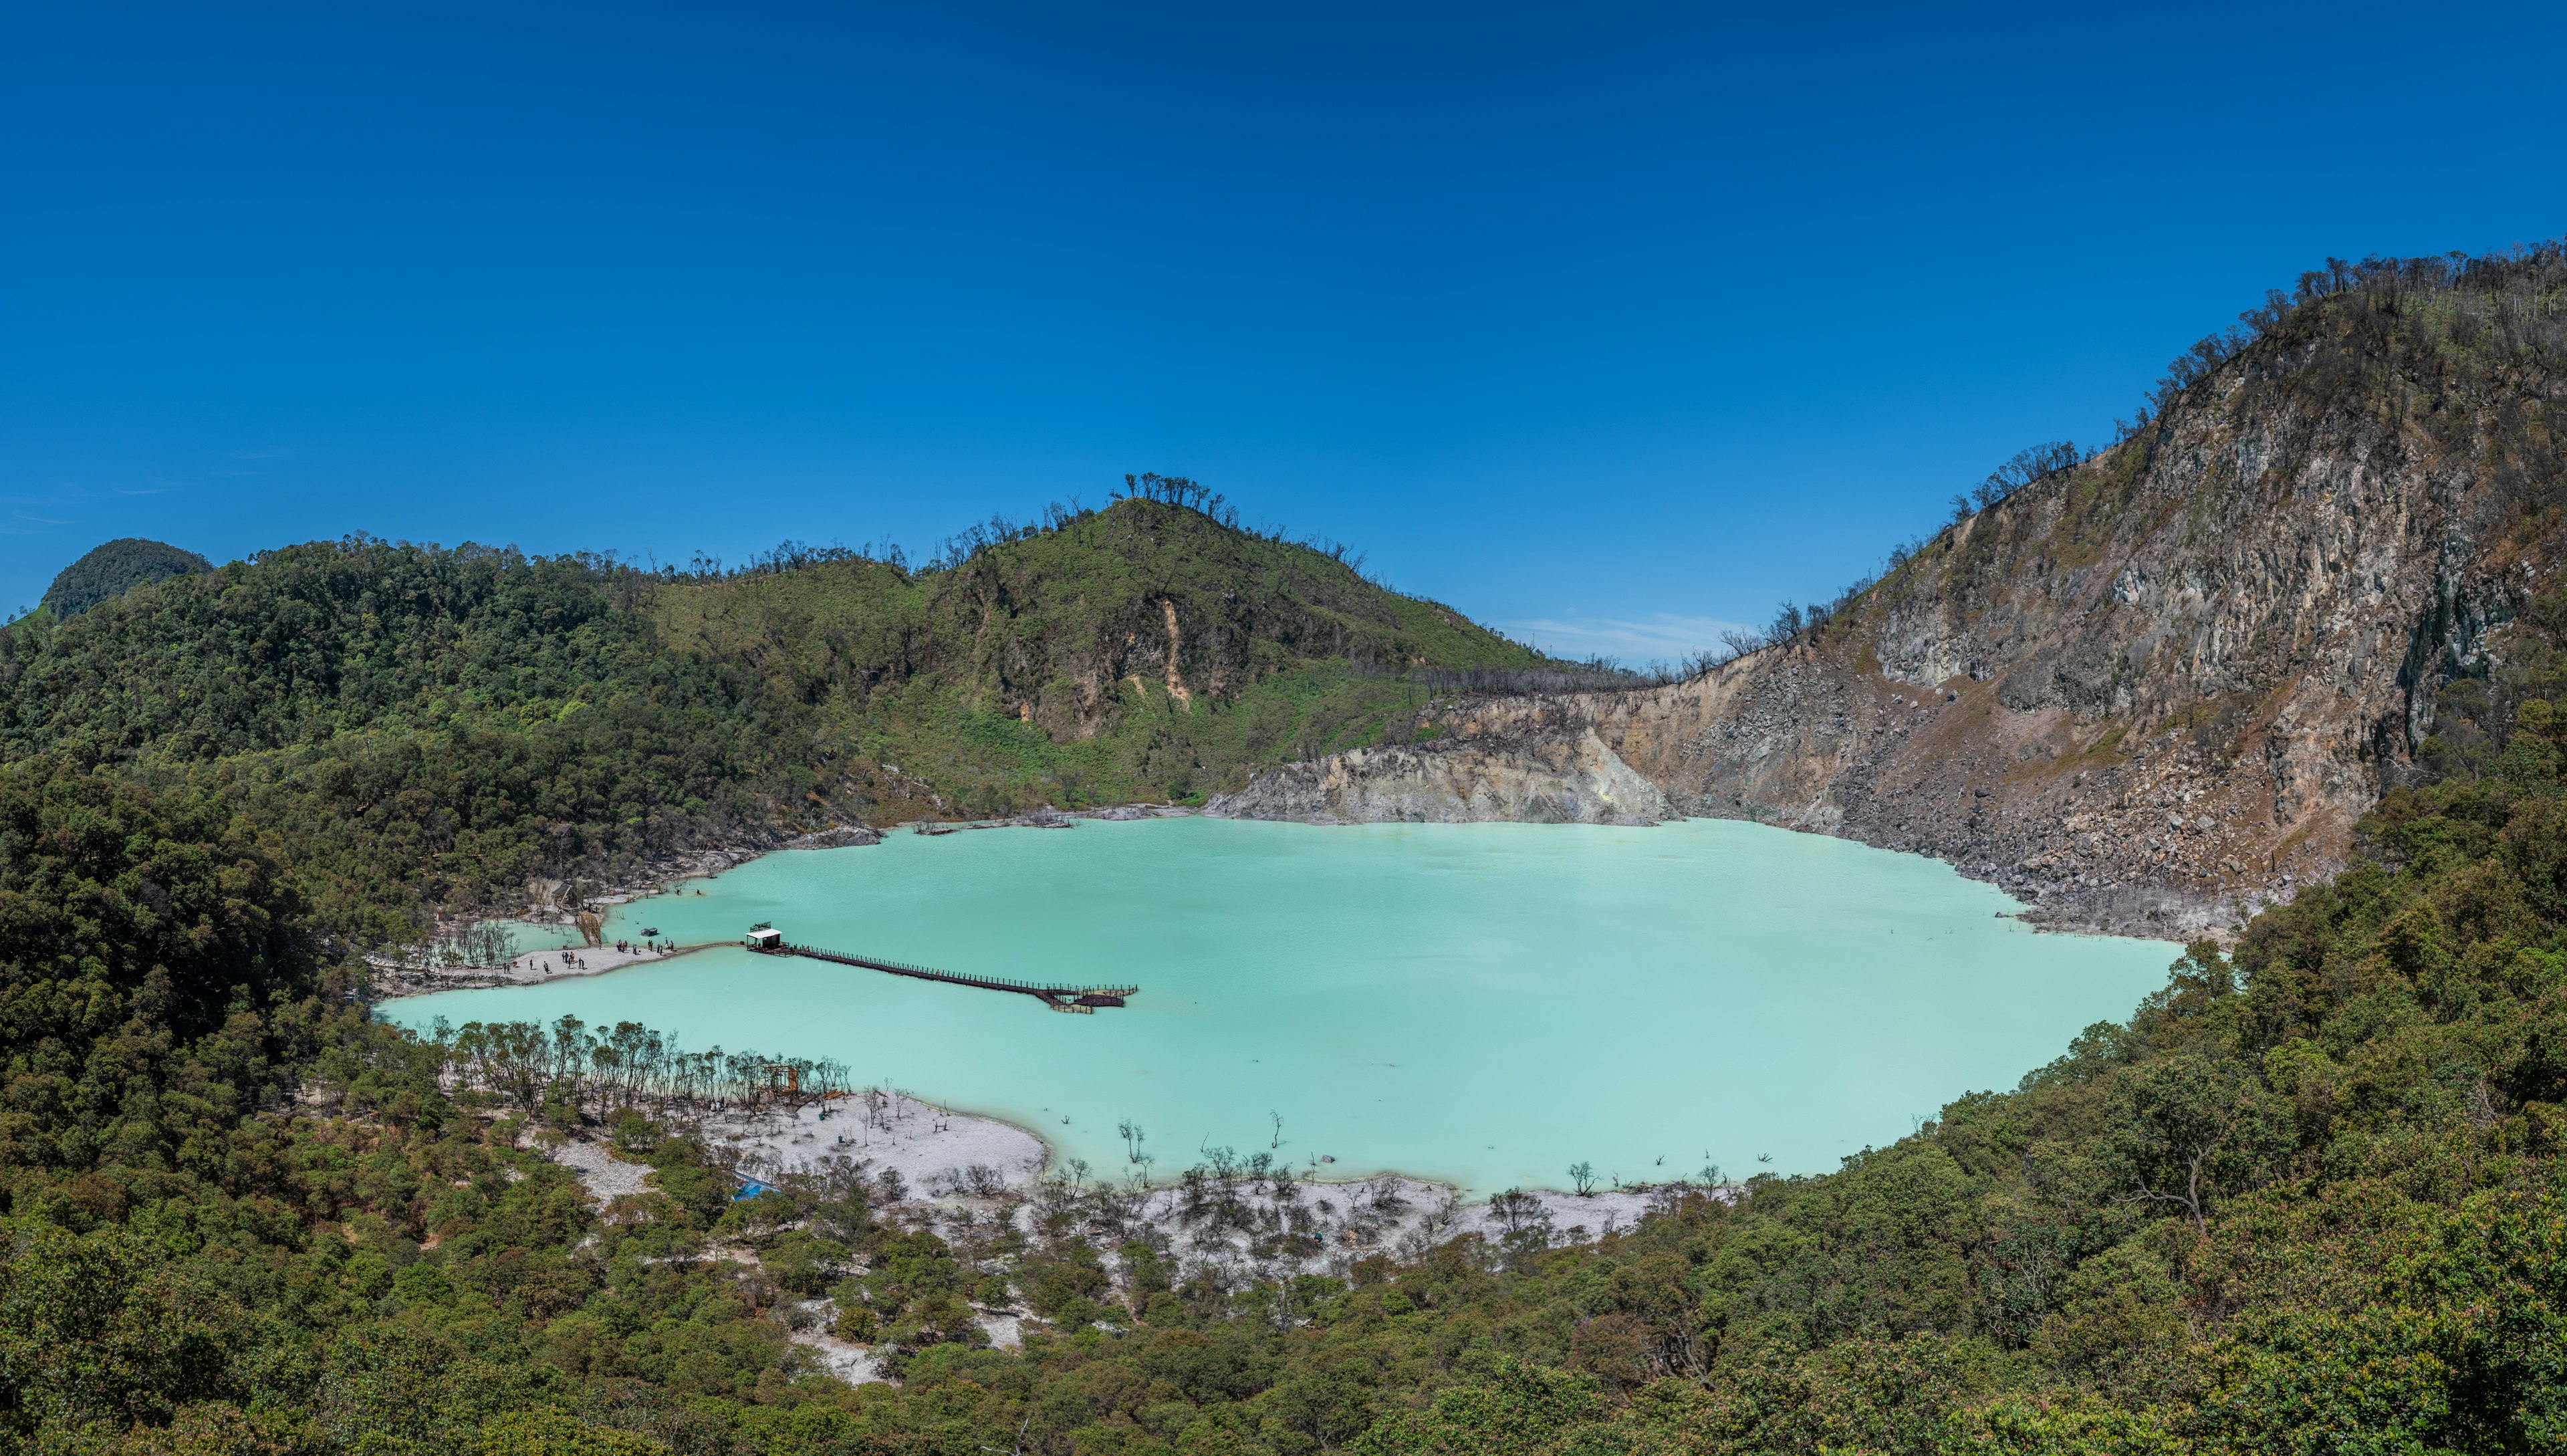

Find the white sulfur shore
[[545, 1089, 1691, 1257], [719, 1088, 1050, 1195], [531, 1087, 1708, 1384], [711, 1092, 1674, 1240], [370, 938, 723, 995], [479, 940, 709, 983]]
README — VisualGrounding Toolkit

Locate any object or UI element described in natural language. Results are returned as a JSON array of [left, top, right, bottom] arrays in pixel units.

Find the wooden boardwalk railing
[[750, 941, 1136, 1013]]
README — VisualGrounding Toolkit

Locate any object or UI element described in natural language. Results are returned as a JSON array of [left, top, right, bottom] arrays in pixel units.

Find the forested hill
[[36, 537, 210, 618], [0, 492, 1546, 942]]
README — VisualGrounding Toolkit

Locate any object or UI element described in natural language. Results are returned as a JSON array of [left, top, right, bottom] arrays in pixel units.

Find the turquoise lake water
[[380, 818, 2178, 1193]]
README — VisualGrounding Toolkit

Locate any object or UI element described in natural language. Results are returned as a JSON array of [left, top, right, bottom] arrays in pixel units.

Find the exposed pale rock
[[1209, 723, 1663, 825]]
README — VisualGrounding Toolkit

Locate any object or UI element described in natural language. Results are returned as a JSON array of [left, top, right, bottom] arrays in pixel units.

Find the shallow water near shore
[[380, 818, 2177, 1192]]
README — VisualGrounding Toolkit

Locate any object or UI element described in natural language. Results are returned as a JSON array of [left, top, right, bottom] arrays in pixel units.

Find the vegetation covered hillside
[[656, 485, 1542, 815], [37, 537, 211, 618], [0, 489, 1544, 941]]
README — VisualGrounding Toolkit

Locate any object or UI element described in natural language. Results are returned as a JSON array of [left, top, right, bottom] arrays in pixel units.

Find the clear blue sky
[[5, 3, 2562, 661]]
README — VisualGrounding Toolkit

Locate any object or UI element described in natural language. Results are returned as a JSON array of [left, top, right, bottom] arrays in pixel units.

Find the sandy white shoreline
[[481, 937, 721, 984], [369, 937, 731, 994], [527, 1087, 1691, 1386], [537, 1084, 1699, 1254]]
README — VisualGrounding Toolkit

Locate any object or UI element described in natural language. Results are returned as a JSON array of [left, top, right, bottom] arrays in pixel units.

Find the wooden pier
[[747, 936, 1136, 1013]]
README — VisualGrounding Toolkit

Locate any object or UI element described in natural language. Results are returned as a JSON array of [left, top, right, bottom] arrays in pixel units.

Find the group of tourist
[[513, 936, 679, 977], [526, 949, 586, 977]]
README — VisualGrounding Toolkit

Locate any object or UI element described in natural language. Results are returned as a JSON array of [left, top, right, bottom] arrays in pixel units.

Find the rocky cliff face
[[1214, 269, 2567, 936], [1208, 712, 1665, 825]]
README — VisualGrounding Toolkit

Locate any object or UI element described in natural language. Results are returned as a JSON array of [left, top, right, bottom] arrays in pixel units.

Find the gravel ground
[[545, 1136, 652, 1201], [713, 1089, 1049, 1194]]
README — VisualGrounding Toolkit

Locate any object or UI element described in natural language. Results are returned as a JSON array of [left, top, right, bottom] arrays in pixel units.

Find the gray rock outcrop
[[1208, 721, 1664, 825]]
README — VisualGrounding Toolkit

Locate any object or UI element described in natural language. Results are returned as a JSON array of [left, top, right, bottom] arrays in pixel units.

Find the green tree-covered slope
[[37, 537, 210, 618], [0, 499, 1542, 941], [654, 495, 1540, 814]]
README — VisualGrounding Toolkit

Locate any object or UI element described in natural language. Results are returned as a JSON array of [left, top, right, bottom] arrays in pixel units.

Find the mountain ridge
[[1215, 246, 2567, 936], [0, 497, 1564, 941]]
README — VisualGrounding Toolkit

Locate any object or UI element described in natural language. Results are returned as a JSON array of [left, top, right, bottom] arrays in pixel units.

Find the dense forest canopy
[[0, 500, 1548, 945], [36, 537, 211, 619], [0, 249, 2564, 1452]]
